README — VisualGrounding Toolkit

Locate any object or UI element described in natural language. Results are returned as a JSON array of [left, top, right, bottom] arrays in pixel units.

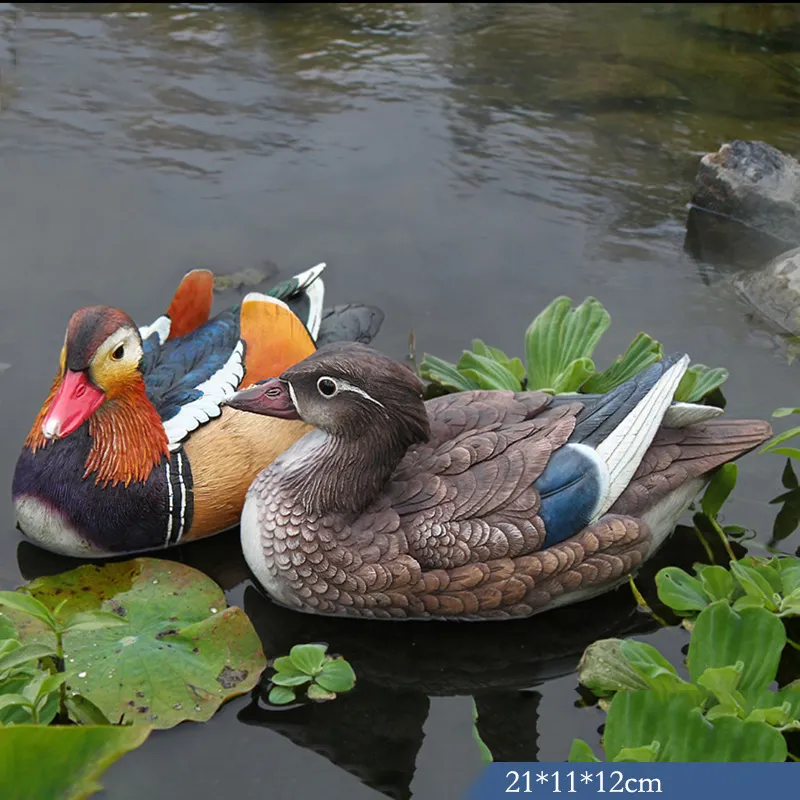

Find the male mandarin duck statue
[[12, 265, 384, 558], [225, 342, 772, 620]]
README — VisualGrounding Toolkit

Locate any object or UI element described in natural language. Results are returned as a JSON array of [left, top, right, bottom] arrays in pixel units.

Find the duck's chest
[[240, 468, 333, 608], [12, 429, 193, 557]]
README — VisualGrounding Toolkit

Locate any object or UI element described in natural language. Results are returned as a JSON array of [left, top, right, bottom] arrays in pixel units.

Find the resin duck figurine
[[226, 342, 771, 620], [13, 265, 384, 558]]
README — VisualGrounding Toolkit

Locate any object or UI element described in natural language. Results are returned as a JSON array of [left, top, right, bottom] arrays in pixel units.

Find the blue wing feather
[[534, 444, 603, 545], [142, 308, 241, 422]]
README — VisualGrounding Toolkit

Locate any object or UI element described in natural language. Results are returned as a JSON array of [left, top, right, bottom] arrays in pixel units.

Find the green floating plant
[[572, 600, 798, 762], [655, 555, 800, 620], [419, 296, 728, 401], [0, 591, 124, 726], [0, 559, 266, 729], [268, 644, 356, 705]]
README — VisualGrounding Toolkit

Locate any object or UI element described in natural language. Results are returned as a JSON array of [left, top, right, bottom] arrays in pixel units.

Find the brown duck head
[[227, 341, 431, 456]]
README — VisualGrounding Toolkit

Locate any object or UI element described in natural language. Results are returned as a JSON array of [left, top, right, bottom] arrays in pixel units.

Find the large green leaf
[[603, 690, 786, 761], [524, 296, 610, 392], [582, 333, 663, 394], [687, 602, 785, 696], [2, 559, 266, 729], [0, 724, 150, 800]]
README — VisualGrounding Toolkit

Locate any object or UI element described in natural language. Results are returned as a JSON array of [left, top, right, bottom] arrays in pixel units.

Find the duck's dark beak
[[225, 378, 301, 420]]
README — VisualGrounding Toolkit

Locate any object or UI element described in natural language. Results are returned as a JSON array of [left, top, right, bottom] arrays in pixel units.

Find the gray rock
[[692, 140, 800, 246], [734, 245, 800, 336]]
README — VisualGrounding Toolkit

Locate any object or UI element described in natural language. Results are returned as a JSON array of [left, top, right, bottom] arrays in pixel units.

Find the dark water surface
[[2, 3, 800, 798]]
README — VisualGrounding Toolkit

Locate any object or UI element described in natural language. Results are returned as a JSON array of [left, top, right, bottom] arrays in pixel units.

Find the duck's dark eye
[[111, 345, 125, 361], [317, 377, 338, 398]]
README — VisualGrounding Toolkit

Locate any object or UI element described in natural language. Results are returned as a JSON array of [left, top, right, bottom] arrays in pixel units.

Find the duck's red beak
[[225, 379, 300, 420], [41, 369, 106, 440]]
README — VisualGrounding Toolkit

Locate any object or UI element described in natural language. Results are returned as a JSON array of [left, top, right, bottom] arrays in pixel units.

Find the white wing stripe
[[163, 340, 245, 451], [164, 459, 174, 547], [176, 451, 186, 543], [593, 356, 690, 518]]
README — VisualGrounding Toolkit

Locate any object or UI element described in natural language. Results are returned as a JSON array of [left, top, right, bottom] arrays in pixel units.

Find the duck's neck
[[277, 427, 410, 517]]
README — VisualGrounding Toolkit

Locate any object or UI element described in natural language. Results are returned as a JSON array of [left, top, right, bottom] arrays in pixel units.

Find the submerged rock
[[734, 245, 800, 336], [692, 140, 800, 246]]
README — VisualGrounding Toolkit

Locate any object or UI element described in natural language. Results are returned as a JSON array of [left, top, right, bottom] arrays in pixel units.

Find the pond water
[[2, 2, 800, 797]]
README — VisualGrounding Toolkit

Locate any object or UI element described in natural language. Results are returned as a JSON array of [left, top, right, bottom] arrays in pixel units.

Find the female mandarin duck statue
[[226, 342, 772, 620], [13, 265, 384, 558]]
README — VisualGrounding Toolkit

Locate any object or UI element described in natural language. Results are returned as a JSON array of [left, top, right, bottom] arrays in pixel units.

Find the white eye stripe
[[337, 379, 385, 409], [287, 380, 302, 415]]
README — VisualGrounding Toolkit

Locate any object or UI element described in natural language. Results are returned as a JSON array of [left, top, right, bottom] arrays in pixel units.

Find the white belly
[[240, 489, 293, 606], [14, 495, 110, 558]]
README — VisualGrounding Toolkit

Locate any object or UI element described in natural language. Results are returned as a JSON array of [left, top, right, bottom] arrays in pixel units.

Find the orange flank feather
[[166, 269, 215, 340], [240, 295, 316, 385]]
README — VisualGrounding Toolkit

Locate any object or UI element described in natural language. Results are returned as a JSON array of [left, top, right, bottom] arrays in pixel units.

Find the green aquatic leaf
[[457, 351, 523, 391], [776, 557, 800, 595], [568, 739, 601, 763], [472, 700, 494, 764], [0, 592, 56, 631], [700, 464, 737, 519], [773, 407, 800, 418], [268, 686, 296, 705], [0, 642, 55, 674], [0, 617, 16, 641], [687, 602, 785, 697], [1, 559, 265, 729], [418, 354, 479, 392], [469, 341, 527, 383], [603, 689, 786, 761], [655, 567, 710, 614], [64, 695, 112, 727], [0, 724, 150, 800], [271, 673, 312, 687], [0, 693, 32, 713], [613, 742, 660, 762], [694, 564, 735, 603], [525, 296, 609, 392], [674, 364, 729, 403], [61, 611, 129, 634], [577, 639, 650, 697], [315, 658, 356, 694], [289, 644, 327, 677], [582, 333, 663, 394], [729, 562, 778, 611], [696, 664, 746, 715], [306, 683, 337, 702], [761, 425, 800, 455], [619, 640, 688, 693]]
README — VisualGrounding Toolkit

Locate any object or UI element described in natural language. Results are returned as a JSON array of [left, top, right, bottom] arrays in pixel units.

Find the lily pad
[[2, 559, 266, 729], [0, 724, 151, 800]]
